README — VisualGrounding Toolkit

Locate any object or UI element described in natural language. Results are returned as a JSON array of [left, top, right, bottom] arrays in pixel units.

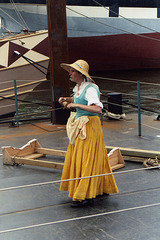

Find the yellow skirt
[[60, 116, 119, 201]]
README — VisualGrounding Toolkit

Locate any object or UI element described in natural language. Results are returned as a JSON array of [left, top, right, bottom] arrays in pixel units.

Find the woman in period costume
[[59, 59, 118, 207]]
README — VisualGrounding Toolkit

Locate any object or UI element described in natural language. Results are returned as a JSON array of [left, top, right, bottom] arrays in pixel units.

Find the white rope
[[93, 75, 160, 87], [93, 75, 138, 84], [138, 123, 160, 131], [101, 90, 138, 99], [101, 89, 160, 102], [0, 166, 159, 192], [10, 0, 30, 30], [101, 97, 160, 114], [66, 7, 160, 43], [0, 7, 25, 28], [0, 24, 11, 32], [92, 0, 160, 34], [0, 202, 160, 234]]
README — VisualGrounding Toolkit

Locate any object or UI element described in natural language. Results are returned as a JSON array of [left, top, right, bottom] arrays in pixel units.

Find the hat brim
[[60, 63, 93, 82]]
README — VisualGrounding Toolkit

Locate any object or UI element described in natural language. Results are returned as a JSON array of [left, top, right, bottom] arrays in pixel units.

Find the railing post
[[14, 80, 19, 126], [137, 81, 141, 136]]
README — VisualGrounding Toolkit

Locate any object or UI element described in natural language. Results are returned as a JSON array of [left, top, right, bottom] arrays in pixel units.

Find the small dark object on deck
[[71, 199, 94, 208], [156, 115, 160, 120]]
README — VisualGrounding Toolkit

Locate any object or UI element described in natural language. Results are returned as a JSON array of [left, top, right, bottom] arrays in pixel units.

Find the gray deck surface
[[0, 113, 160, 240]]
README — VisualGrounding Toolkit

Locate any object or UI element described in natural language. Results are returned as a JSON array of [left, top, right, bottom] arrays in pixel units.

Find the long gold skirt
[[60, 116, 119, 201]]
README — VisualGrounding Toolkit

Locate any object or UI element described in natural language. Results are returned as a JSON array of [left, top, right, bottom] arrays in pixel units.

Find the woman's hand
[[58, 97, 66, 105], [59, 97, 73, 105], [66, 103, 78, 110]]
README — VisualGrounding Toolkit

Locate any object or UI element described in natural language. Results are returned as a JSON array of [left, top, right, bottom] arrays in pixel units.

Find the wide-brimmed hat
[[60, 59, 93, 82]]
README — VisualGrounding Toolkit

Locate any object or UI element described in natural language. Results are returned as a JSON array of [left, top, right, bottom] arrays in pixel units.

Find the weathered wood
[[106, 146, 160, 160], [123, 156, 147, 163], [25, 153, 44, 159], [13, 157, 64, 170], [35, 147, 66, 157], [47, 0, 70, 124], [2, 139, 43, 165], [108, 148, 125, 170], [0, 89, 34, 100], [2, 139, 125, 171], [0, 79, 46, 94], [112, 164, 125, 171]]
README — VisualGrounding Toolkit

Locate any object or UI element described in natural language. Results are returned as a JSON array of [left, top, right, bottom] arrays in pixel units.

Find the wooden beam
[[13, 157, 64, 170], [0, 79, 46, 94], [108, 148, 125, 170], [0, 89, 37, 100], [35, 147, 66, 157], [47, 0, 70, 124], [112, 164, 125, 171], [106, 146, 160, 159]]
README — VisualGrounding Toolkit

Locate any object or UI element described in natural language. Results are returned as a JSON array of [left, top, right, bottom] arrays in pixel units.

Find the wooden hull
[[0, 31, 49, 119], [68, 32, 160, 71]]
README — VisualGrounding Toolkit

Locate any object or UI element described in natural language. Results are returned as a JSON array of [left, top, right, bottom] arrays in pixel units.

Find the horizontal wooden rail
[[106, 146, 160, 159], [0, 90, 34, 100], [13, 157, 64, 170], [0, 79, 46, 94], [35, 147, 67, 157]]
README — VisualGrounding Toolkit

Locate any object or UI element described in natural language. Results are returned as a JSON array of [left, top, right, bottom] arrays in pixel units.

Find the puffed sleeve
[[85, 87, 103, 109]]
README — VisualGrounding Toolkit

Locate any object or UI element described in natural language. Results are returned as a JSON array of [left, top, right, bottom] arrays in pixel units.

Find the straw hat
[[60, 59, 93, 82]]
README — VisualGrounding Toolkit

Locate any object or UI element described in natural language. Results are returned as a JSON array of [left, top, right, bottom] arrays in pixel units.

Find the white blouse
[[73, 81, 103, 109]]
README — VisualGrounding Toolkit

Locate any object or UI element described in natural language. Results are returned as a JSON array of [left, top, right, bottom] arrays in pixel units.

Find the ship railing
[[0, 78, 52, 126], [0, 76, 160, 138], [92, 75, 160, 136]]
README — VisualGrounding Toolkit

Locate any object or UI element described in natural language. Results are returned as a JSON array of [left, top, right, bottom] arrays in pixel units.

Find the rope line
[[66, 7, 160, 43], [101, 93, 160, 114], [0, 166, 159, 193], [10, 0, 30, 31], [101, 90, 160, 102], [92, 0, 160, 34], [101, 97, 160, 116], [0, 7, 25, 28], [0, 24, 11, 32], [92, 75, 160, 86], [138, 123, 160, 131], [101, 90, 138, 99], [0, 202, 160, 234]]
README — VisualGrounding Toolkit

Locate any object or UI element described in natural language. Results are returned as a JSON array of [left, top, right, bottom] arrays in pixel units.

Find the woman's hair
[[76, 70, 89, 82]]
